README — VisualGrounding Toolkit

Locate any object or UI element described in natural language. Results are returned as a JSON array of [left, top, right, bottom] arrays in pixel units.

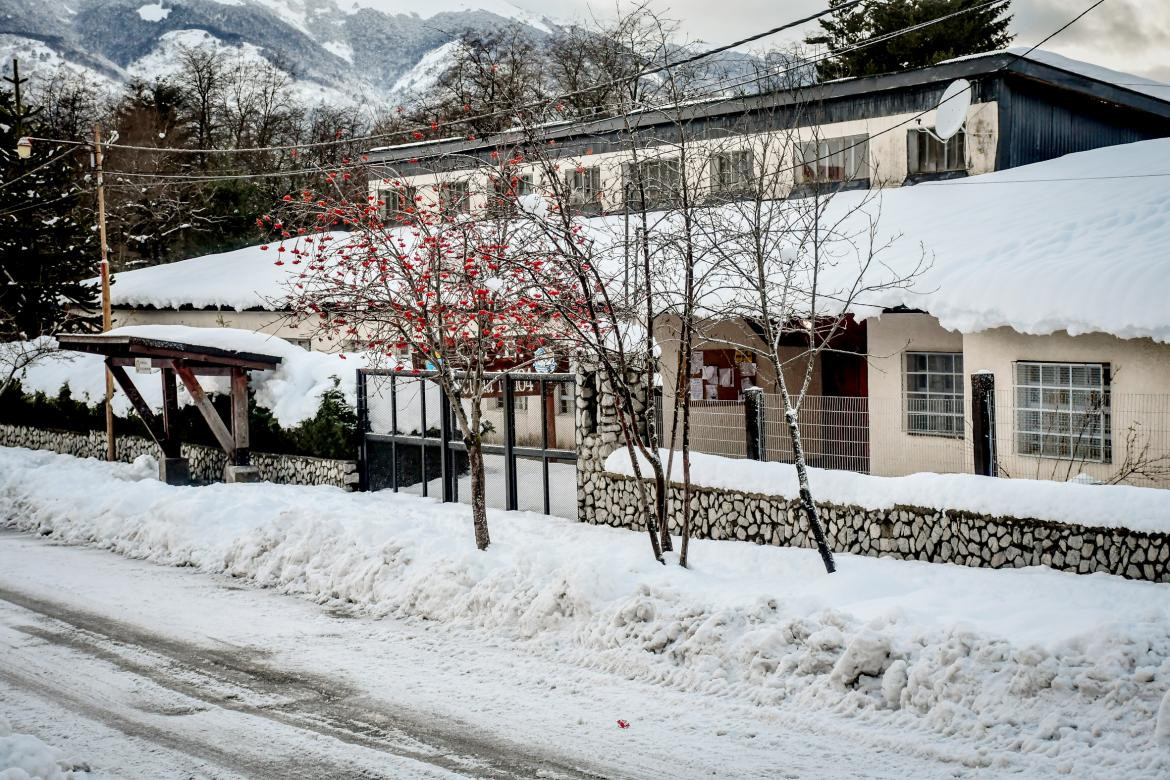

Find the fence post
[[439, 384, 453, 502], [355, 369, 368, 492], [743, 386, 766, 461], [503, 375, 518, 511], [971, 371, 998, 477]]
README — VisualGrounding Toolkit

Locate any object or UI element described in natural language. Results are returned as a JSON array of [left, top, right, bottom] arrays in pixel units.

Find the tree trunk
[[784, 408, 836, 574], [468, 442, 491, 550]]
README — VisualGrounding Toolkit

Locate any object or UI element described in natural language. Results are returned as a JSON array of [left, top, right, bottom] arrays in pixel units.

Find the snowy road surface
[[2, 448, 1169, 778], [2, 531, 972, 779]]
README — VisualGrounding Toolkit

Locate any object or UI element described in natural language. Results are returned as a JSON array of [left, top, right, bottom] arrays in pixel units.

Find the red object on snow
[[617, 720, 630, 729]]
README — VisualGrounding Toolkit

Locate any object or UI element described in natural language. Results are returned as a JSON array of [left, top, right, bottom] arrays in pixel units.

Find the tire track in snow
[[0, 584, 617, 780]]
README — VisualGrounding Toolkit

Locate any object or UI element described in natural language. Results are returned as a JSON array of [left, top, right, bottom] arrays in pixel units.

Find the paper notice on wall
[[690, 350, 703, 374], [719, 368, 733, 387], [738, 361, 757, 377], [702, 365, 717, 382], [705, 384, 718, 400], [689, 378, 703, 400], [741, 378, 754, 391]]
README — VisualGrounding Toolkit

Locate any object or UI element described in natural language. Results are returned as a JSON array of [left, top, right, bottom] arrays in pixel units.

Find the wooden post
[[230, 368, 250, 466], [160, 367, 181, 458], [94, 124, 116, 462], [743, 386, 765, 461], [971, 371, 998, 477]]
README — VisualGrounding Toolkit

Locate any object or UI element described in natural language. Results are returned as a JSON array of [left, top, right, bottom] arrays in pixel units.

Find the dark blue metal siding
[[998, 78, 1169, 169]]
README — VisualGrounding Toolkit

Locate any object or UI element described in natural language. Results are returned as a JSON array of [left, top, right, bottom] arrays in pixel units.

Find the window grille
[[1015, 362, 1111, 462], [907, 129, 966, 175], [903, 351, 964, 436], [623, 158, 681, 208], [710, 150, 754, 195]]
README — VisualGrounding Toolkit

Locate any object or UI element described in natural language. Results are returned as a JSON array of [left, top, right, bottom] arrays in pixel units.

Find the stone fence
[[580, 469, 1170, 584], [0, 424, 359, 490]]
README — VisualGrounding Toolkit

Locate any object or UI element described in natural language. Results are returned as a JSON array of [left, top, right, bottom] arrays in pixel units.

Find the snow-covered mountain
[[0, 0, 553, 103]]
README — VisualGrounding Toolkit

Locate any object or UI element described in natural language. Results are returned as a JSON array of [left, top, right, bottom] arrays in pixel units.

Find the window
[[907, 129, 966, 175], [383, 184, 418, 221], [903, 352, 964, 437], [1015, 362, 1110, 461], [565, 167, 603, 214], [437, 180, 471, 214], [709, 150, 754, 196], [623, 158, 681, 209], [488, 173, 533, 217], [795, 134, 869, 184], [557, 383, 575, 415]]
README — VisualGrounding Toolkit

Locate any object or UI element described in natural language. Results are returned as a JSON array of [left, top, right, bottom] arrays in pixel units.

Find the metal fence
[[679, 391, 1170, 488], [358, 370, 578, 519]]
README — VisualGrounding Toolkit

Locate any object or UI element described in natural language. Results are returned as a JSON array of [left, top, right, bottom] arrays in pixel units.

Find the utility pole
[[3, 59, 27, 138], [94, 124, 116, 461]]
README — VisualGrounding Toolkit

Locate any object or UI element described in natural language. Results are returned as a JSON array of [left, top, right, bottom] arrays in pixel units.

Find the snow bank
[[1, 446, 1169, 774], [606, 449, 1170, 534], [0, 717, 88, 779], [9, 326, 376, 428]]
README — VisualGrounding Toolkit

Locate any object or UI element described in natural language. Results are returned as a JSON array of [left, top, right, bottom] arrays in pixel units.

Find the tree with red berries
[[273, 164, 581, 550]]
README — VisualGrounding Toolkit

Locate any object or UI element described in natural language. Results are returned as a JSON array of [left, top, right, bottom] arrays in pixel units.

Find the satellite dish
[[934, 79, 972, 141]]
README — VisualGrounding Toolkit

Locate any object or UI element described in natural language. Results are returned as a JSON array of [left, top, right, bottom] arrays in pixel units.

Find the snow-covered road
[[0, 531, 984, 779]]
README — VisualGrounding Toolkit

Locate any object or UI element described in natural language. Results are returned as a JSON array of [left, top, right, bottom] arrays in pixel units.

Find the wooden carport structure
[[56, 333, 282, 485]]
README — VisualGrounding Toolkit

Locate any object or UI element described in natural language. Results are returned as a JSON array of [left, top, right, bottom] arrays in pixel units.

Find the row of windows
[[903, 353, 1111, 462], [380, 129, 968, 218]]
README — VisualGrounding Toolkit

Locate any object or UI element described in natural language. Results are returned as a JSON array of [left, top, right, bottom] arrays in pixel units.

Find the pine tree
[[808, 0, 1013, 81], [0, 61, 97, 340]]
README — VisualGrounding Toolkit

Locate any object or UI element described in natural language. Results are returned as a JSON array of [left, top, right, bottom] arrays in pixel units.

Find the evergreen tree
[[808, 0, 1013, 81], [0, 61, 97, 339]]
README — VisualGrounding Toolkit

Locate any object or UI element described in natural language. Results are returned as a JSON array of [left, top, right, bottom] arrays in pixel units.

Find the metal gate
[[356, 369, 578, 519]]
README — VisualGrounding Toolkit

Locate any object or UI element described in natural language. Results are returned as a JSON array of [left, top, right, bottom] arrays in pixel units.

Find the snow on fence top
[[605, 449, 1170, 535], [102, 139, 1170, 343]]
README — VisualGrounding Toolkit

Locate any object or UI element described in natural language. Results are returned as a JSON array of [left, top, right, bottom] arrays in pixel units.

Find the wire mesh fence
[[679, 391, 1170, 488]]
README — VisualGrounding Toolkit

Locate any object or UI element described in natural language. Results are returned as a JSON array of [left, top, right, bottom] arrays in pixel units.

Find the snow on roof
[[831, 138, 1170, 342], [104, 232, 352, 311], [110, 140, 1170, 343], [943, 48, 1170, 102]]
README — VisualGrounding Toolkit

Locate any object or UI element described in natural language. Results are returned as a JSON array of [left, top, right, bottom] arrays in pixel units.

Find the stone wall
[[0, 425, 359, 490], [581, 469, 1170, 583]]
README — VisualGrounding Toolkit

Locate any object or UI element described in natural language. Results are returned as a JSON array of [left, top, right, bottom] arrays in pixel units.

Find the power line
[[28, 1, 872, 158], [92, 0, 1006, 185]]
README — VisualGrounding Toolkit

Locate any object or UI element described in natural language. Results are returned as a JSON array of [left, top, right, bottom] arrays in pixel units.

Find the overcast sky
[[510, 0, 1170, 82]]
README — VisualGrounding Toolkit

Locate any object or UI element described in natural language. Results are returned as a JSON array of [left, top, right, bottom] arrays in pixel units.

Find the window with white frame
[[623, 158, 681, 208], [565, 166, 603, 212], [709, 150, 754, 196], [437, 180, 471, 214], [903, 352, 964, 436], [1015, 362, 1111, 461], [557, 383, 575, 415], [382, 184, 418, 221], [488, 172, 533, 216], [907, 128, 966, 175], [795, 134, 870, 184]]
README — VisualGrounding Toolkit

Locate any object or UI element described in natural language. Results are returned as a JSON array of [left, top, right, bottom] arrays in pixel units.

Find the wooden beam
[[160, 367, 182, 459], [174, 363, 236, 457], [106, 361, 167, 448], [230, 369, 250, 466]]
